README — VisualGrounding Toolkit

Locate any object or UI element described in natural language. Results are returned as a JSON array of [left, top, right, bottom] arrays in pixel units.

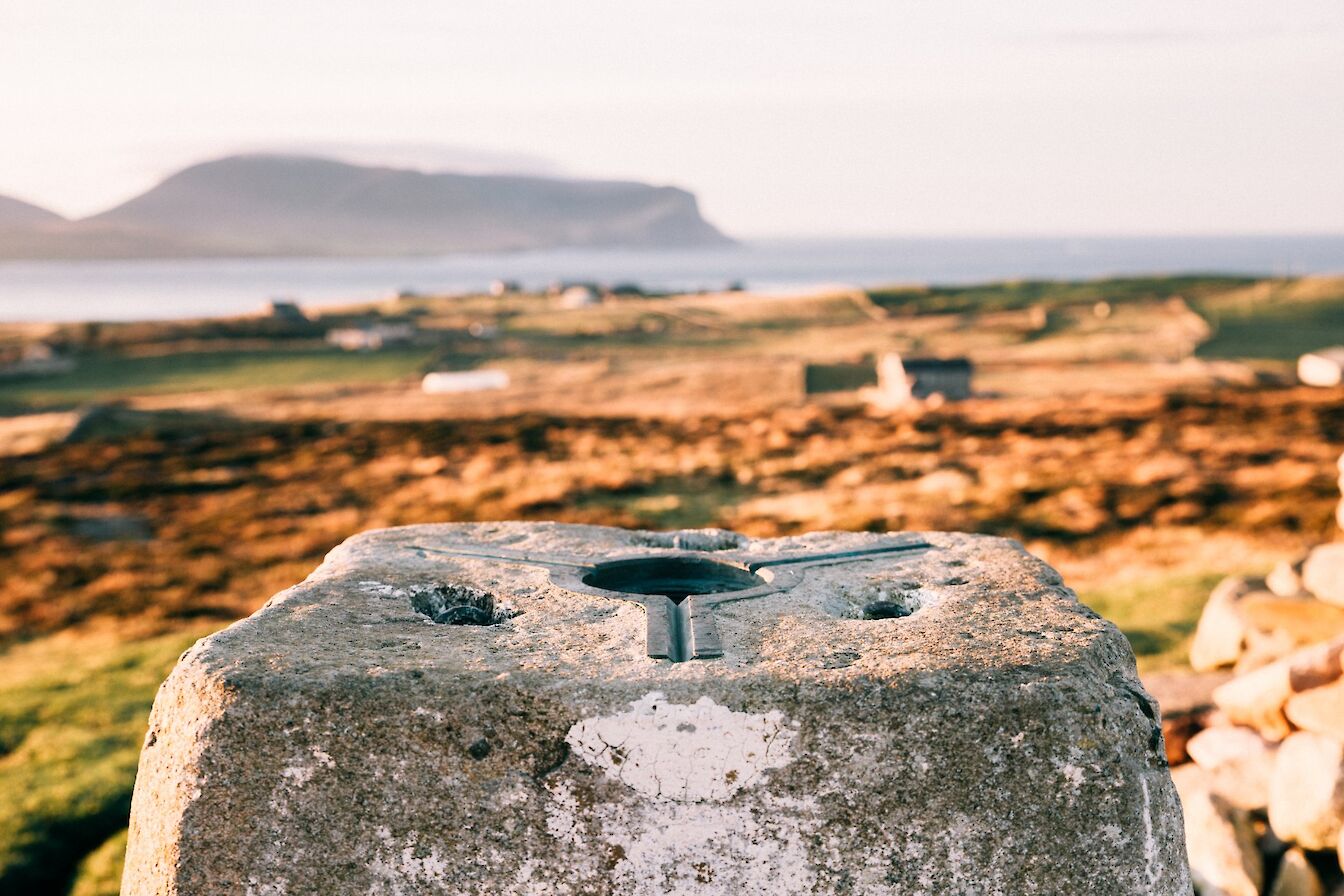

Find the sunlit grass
[[1196, 295, 1344, 361], [1077, 572, 1227, 672], [0, 346, 432, 410], [0, 626, 217, 893]]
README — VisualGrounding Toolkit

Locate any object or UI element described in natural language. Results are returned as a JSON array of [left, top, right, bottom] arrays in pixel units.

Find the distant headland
[[0, 154, 733, 260]]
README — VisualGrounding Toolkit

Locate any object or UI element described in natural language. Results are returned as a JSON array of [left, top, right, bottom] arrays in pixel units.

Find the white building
[[0, 343, 76, 378], [1299, 347, 1344, 387], [559, 285, 601, 308], [421, 369, 510, 394], [325, 323, 415, 352]]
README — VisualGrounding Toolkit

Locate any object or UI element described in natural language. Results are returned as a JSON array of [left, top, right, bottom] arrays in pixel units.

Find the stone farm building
[[892, 355, 973, 401], [804, 352, 973, 405]]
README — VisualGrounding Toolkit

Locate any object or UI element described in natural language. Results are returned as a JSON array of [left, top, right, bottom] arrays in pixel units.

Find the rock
[[1287, 679, 1344, 740], [1187, 725, 1278, 810], [1268, 732, 1344, 850], [1172, 764, 1263, 896], [1144, 670, 1233, 765], [1214, 637, 1344, 741], [1268, 559, 1308, 598], [1191, 576, 1255, 671], [122, 524, 1191, 896], [1215, 661, 1295, 740], [1237, 626, 1302, 674], [1255, 818, 1290, 862], [1240, 592, 1344, 650], [1268, 847, 1325, 896], [1304, 545, 1344, 606]]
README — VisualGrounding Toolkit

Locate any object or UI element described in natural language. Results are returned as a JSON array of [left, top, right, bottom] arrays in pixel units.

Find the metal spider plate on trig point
[[124, 522, 1190, 896], [410, 532, 934, 662]]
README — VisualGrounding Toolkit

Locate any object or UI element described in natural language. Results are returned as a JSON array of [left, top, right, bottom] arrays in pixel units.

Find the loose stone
[[1191, 576, 1254, 672], [1266, 846, 1324, 896], [1187, 725, 1278, 811], [1172, 764, 1262, 896], [1267, 731, 1344, 851], [1303, 544, 1344, 607]]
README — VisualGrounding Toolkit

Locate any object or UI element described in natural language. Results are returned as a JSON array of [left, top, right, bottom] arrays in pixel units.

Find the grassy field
[[0, 627, 216, 894], [1077, 571, 1235, 668], [867, 274, 1255, 315], [1197, 294, 1344, 360], [0, 346, 433, 411]]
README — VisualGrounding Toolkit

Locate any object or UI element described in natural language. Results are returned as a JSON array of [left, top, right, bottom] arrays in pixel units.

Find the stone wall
[[1179, 452, 1344, 894]]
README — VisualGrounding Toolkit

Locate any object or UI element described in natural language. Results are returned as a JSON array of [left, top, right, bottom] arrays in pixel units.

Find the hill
[[0, 155, 732, 259], [0, 195, 64, 227]]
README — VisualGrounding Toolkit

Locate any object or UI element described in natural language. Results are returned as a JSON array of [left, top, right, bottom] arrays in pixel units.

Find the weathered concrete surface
[[124, 523, 1189, 895]]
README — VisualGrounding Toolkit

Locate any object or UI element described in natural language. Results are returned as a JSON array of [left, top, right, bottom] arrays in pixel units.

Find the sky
[[1, 1, 1342, 238]]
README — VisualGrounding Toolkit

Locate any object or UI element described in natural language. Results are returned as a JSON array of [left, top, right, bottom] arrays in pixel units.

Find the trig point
[[123, 523, 1190, 895]]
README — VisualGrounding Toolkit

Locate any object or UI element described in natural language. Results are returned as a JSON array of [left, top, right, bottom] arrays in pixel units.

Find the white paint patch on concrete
[[602, 796, 818, 896], [565, 691, 797, 802], [534, 694, 814, 894]]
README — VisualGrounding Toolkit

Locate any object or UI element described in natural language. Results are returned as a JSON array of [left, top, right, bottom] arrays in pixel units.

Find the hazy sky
[[2, 1, 1342, 237]]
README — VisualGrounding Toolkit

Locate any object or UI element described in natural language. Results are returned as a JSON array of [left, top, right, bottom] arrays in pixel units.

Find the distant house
[[803, 361, 878, 395], [558, 284, 602, 309], [804, 352, 973, 407], [1299, 347, 1344, 387], [886, 354, 973, 401], [422, 369, 510, 394], [0, 342, 76, 378], [262, 299, 307, 322], [489, 279, 521, 297], [325, 323, 415, 352]]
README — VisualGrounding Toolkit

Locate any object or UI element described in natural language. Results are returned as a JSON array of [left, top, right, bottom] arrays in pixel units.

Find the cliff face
[[0, 155, 732, 259]]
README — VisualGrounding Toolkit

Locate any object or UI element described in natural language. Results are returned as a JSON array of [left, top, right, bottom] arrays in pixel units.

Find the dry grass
[[2, 387, 1340, 653]]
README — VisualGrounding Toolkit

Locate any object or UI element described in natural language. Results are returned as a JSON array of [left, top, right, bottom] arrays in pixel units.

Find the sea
[[1, 235, 1342, 323]]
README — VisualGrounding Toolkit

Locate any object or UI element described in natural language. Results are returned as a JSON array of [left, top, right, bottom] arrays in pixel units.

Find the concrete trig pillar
[[123, 523, 1190, 895]]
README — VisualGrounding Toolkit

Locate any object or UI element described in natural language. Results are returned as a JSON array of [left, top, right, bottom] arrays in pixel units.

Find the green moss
[[0, 628, 214, 894]]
